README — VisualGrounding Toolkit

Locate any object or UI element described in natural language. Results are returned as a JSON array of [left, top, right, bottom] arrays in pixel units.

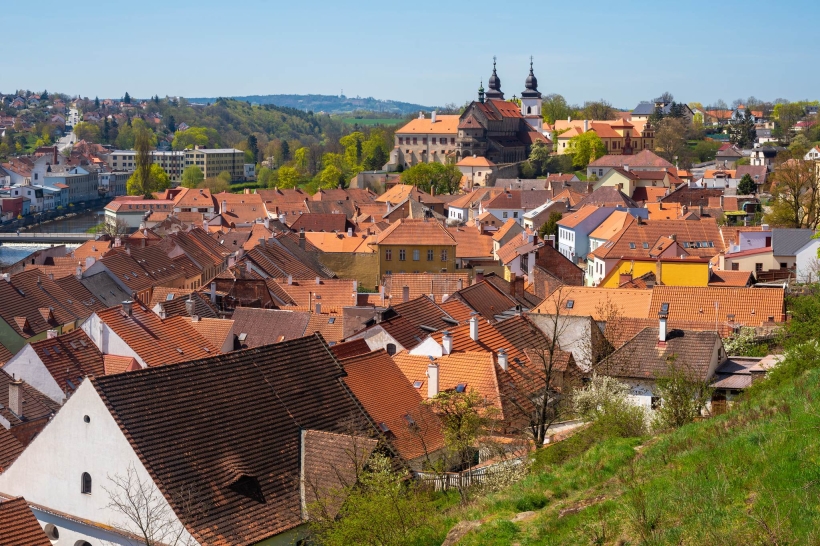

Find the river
[[0, 209, 104, 267]]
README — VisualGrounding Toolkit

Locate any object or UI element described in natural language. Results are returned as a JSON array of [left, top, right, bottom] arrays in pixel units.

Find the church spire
[[521, 56, 541, 99], [478, 79, 485, 103], [485, 56, 504, 100]]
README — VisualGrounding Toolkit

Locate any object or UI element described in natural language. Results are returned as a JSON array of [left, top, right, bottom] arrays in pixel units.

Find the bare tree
[[764, 153, 820, 228], [103, 463, 204, 546], [100, 217, 131, 238]]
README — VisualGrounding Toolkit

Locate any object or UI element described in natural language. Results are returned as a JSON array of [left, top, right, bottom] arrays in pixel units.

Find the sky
[[2, 0, 816, 109]]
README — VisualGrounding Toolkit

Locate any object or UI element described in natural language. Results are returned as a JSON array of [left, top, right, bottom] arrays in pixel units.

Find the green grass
[[573, 170, 588, 181], [341, 117, 403, 126], [414, 368, 820, 545], [85, 222, 104, 234]]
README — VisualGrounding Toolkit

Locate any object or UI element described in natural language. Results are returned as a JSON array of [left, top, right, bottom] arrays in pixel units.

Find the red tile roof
[[0, 497, 50, 545], [371, 219, 456, 246], [648, 286, 785, 327], [28, 329, 104, 395], [450, 281, 518, 322], [103, 354, 141, 375], [382, 273, 469, 303], [270, 278, 358, 312], [342, 350, 445, 461], [0, 427, 24, 473]]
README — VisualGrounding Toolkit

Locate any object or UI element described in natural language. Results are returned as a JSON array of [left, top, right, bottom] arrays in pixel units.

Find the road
[[57, 107, 79, 151], [0, 232, 96, 243]]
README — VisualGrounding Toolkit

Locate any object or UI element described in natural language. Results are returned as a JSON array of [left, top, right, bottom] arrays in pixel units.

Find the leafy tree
[[738, 173, 757, 195], [197, 176, 229, 193], [789, 133, 811, 157], [693, 140, 721, 162], [172, 127, 220, 150], [654, 117, 689, 163], [361, 130, 390, 171], [773, 102, 805, 141], [127, 164, 170, 197], [541, 93, 574, 125], [529, 140, 551, 174], [277, 166, 301, 189], [729, 109, 756, 148], [764, 153, 820, 228], [318, 165, 344, 189], [582, 99, 615, 120], [652, 357, 713, 430], [538, 211, 563, 240], [217, 171, 232, 185], [257, 166, 274, 187], [180, 166, 204, 189], [123, 92, 131, 104], [659, 91, 674, 103], [400, 162, 462, 194], [567, 131, 606, 168], [340, 131, 365, 171], [293, 147, 310, 173], [73, 121, 100, 143]]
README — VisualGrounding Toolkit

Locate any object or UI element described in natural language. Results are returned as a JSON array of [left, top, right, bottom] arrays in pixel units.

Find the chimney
[[442, 331, 453, 354], [157, 303, 167, 320], [185, 295, 195, 316], [624, 164, 630, 172], [114, 237, 121, 247], [469, 314, 479, 342], [509, 273, 517, 296], [122, 300, 133, 317], [75, 266, 82, 279], [636, 215, 643, 225], [244, 188, 251, 195], [264, 217, 270, 229], [497, 348, 508, 371], [426, 359, 439, 399], [474, 268, 484, 284], [221, 200, 227, 214], [210, 282, 216, 304], [315, 302, 322, 314], [431, 110, 437, 124], [619, 273, 633, 285], [279, 213, 286, 224], [402, 285, 410, 303], [315, 276, 321, 285], [85, 256, 95, 269], [258, 237, 265, 248], [385, 200, 392, 213], [47, 329, 58, 339], [8, 376, 22, 418], [583, 119, 589, 132], [658, 305, 669, 343], [299, 228, 305, 250], [347, 227, 353, 238], [457, 278, 463, 290], [0, 273, 9, 283], [287, 274, 293, 285]]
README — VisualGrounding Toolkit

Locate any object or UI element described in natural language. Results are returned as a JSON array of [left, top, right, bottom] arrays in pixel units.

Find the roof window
[[566, 300, 575, 309], [378, 422, 391, 433], [455, 383, 467, 393], [238, 333, 248, 342], [413, 380, 423, 389]]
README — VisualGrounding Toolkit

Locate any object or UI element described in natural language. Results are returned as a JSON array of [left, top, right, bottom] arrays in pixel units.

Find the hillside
[[186, 94, 435, 115]]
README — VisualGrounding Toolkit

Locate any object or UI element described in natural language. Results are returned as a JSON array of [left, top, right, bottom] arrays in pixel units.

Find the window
[[427, 249, 434, 261], [412, 249, 420, 261], [503, 212, 508, 218], [731, 263, 739, 271], [399, 249, 406, 261], [422, 138, 427, 144], [780, 262, 787, 269], [412, 138, 417, 145], [385, 249, 392, 261], [398, 137, 403, 145], [755, 263, 763, 272], [440, 249, 448, 261], [513, 212, 518, 218], [81, 472, 92, 494]]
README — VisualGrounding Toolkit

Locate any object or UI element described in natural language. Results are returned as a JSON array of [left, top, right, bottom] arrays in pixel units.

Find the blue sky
[[2, 0, 815, 108]]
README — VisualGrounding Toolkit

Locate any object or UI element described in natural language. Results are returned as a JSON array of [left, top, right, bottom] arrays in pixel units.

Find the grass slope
[[435, 369, 820, 545]]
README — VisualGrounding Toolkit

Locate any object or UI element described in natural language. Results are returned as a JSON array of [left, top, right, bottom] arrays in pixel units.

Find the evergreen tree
[[167, 115, 176, 133], [41, 90, 48, 101], [103, 118, 110, 142], [281, 139, 290, 161], [94, 96, 100, 110], [123, 92, 131, 104], [738, 173, 757, 195], [154, 95, 160, 104], [247, 134, 259, 162], [649, 106, 665, 127]]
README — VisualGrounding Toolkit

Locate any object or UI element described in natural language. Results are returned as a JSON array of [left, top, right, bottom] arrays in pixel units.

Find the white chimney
[[469, 315, 479, 342], [315, 302, 322, 314], [431, 110, 437, 124], [347, 227, 353, 237], [279, 213, 286, 224], [221, 200, 227, 214], [185, 296, 195, 317], [9, 376, 22, 418], [287, 275, 293, 285], [47, 329, 58, 339], [315, 276, 321, 285], [426, 359, 439, 399], [0, 273, 9, 283], [75, 266, 82, 279], [442, 331, 453, 355], [157, 303, 167, 320], [122, 300, 133, 317], [457, 278, 463, 290], [402, 285, 410, 303], [659, 312, 668, 343], [386, 200, 392, 214], [210, 282, 217, 304], [583, 119, 589, 132], [497, 348, 508, 371], [85, 256, 95, 269]]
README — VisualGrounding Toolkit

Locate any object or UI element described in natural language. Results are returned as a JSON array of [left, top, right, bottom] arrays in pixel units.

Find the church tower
[[485, 57, 504, 101], [520, 57, 542, 132]]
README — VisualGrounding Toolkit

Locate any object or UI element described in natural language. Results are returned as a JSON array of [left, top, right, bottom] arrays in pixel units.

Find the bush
[[514, 492, 548, 511]]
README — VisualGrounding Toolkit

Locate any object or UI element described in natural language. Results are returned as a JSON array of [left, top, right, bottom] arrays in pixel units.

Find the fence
[[414, 456, 525, 492]]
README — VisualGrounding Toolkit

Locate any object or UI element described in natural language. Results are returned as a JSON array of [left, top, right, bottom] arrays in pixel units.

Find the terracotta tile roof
[[306, 313, 344, 343], [302, 429, 378, 520], [148, 286, 194, 308], [395, 114, 460, 135], [589, 211, 633, 240], [269, 278, 358, 312], [447, 188, 503, 210], [371, 218, 455, 246], [342, 350, 445, 461], [289, 213, 352, 233], [633, 187, 671, 205], [532, 287, 654, 319], [0, 497, 50, 545], [91, 334, 375, 545], [456, 156, 495, 167], [591, 218, 723, 260], [439, 299, 475, 323], [0, 428, 24, 473], [377, 315, 431, 350], [54, 274, 108, 313], [645, 202, 682, 219], [389, 295, 456, 332], [229, 307, 311, 348], [330, 338, 371, 360], [103, 354, 141, 375], [172, 187, 216, 209], [187, 317, 235, 349], [648, 286, 785, 326], [0, 270, 91, 339], [485, 189, 552, 211], [708, 269, 753, 287], [28, 329, 105, 395], [575, 187, 639, 209], [446, 227, 495, 258], [492, 218, 521, 242], [382, 273, 469, 303], [607, 317, 734, 349], [0, 369, 60, 429], [557, 204, 601, 229], [156, 292, 218, 319], [376, 184, 443, 205], [244, 242, 327, 280], [451, 281, 518, 321], [602, 327, 721, 382], [24, 257, 86, 280], [483, 273, 541, 308], [588, 149, 674, 169], [95, 304, 219, 367]]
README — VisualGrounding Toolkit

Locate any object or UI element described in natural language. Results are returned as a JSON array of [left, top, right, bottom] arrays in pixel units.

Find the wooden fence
[[414, 457, 525, 492]]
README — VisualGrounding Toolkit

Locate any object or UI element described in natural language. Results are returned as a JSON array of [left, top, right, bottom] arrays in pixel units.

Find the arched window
[[386, 343, 397, 356], [527, 106, 532, 114], [81, 472, 92, 494]]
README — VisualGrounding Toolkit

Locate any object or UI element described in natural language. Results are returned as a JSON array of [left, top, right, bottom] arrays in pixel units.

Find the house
[[557, 205, 640, 265], [381, 272, 469, 304], [630, 98, 694, 123], [593, 167, 681, 200], [446, 187, 503, 224], [736, 165, 768, 188], [714, 144, 744, 169], [601, 313, 726, 412], [457, 155, 497, 187], [586, 149, 674, 179], [772, 228, 820, 282], [479, 189, 553, 226], [368, 218, 457, 277], [389, 113, 460, 169], [553, 118, 655, 157], [446, 279, 520, 322], [805, 146, 820, 161], [0, 497, 52, 545], [750, 147, 785, 170], [0, 335, 381, 545], [521, 189, 583, 232]]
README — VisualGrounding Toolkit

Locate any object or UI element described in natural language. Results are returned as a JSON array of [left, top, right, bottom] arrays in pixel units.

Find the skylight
[[413, 380, 423, 389], [455, 383, 467, 393], [166, 293, 175, 301], [566, 300, 575, 309], [660, 302, 670, 314], [328, 317, 336, 324], [378, 422, 391, 433], [238, 333, 248, 342]]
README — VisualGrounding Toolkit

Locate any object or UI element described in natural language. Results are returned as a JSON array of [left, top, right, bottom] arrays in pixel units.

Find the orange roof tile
[[269, 278, 359, 312], [371, 218, 456, 246], [304, 231, 376, 253], [439, 298, 475, 323], [342, 350, 445, 461], [188, 317, 235, 349], [532, 287, 654, 320], [648, 286, 785, 326], [0, 497, 50, 545], [382, 273, 469, 303], [306, 313, 344, 343], [395, 115, 460, 135], [456, 156, 495, 167], [103, 354, 141, 375], [557, 204, 600, 228], [589, 211, 633, 241], [446, 226, 495, 258]]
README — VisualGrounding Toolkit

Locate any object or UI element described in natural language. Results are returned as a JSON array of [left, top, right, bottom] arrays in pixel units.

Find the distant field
[[341, 118, 403, 126]]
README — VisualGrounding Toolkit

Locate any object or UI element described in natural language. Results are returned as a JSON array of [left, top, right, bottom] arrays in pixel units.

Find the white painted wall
[[2, 345, 64, 404], [408, 336, 443, 357], [81, 313, 146, 368], [795, 239, 820, 283], [347, 325, 403, 353], [0, 381, 196, 546]]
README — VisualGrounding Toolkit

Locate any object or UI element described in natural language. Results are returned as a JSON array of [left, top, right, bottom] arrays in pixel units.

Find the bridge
[[0, 232, 98, 243]]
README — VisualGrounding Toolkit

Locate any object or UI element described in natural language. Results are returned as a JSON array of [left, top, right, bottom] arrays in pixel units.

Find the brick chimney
[[474, 268, 485, 284], [185, 295, 195, 317], [619, 273, 633, 285], [9, 376, 23, 418]]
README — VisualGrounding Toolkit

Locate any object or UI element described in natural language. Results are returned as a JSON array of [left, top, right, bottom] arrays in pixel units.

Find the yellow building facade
[[370, 219, 458, 278], [599, 258, 710, 288]]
